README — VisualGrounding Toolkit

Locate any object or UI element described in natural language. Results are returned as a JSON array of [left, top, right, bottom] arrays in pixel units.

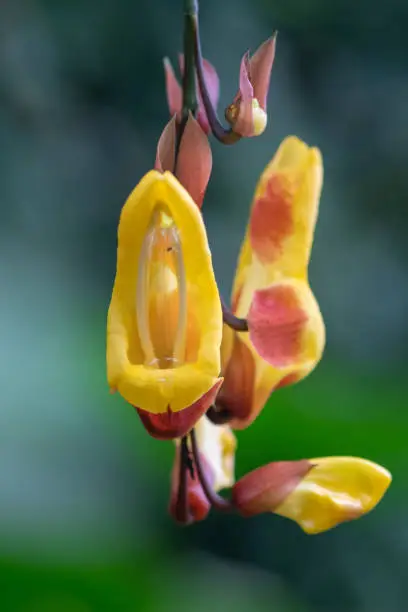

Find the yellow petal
[[234, 136, 323, 317], [275, 457, 392, 534], [107, 170, 222, 413]]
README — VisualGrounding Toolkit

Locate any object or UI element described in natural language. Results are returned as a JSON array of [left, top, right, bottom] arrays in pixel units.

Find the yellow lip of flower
[[219, 136, 325, 429], [107, 170, 222, 414], [275, 457, 392, 534]]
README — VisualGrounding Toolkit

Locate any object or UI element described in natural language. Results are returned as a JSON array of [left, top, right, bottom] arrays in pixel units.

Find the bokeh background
[[1, 0, 408, 610]]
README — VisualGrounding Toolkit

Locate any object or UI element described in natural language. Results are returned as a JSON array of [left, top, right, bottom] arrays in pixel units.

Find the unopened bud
[[155, 114, 212, 208], [226, 35, 276, 138]]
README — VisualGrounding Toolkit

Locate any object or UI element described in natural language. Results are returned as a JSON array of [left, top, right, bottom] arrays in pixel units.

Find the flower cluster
[[107, 4, 391, 531]]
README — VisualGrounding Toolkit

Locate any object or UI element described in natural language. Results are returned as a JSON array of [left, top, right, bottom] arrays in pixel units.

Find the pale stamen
[[136, 205, 187, 368]]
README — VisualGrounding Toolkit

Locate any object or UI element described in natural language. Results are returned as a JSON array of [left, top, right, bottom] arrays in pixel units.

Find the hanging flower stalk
[[107, 0, 391, 530]]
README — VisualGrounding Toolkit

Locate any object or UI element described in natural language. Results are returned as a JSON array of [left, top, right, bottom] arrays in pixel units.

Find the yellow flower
[[107, 170, 223, 437], [276, 457, 391, 534], [218, 136, 326, 428], [233, 457, 392, 534]]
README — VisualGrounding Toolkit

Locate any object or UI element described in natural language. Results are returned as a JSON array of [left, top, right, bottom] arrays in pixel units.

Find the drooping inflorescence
[[107, 0, 391, 530]]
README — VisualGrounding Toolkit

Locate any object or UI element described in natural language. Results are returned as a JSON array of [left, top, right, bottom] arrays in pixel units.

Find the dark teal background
[[1, 0, 407, 610]]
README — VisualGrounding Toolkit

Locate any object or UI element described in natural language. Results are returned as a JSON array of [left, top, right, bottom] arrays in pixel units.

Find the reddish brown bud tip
[[155, 114, 212, 208], [136, 379, 223, 440], [226, 35, 276, 138], [249, 34, 277, 111], [232, 460, 313, 517]]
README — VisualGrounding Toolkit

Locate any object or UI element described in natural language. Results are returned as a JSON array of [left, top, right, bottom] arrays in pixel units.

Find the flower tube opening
[[136, 204, 187, 370], [107, 171, 223, 415]]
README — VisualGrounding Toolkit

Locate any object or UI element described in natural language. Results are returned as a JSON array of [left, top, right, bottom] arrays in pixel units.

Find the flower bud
[[233, 460, 313, 516], [155, 114, 212, 208], [226, 35, 276, 138], [233, 457, 391, 534]]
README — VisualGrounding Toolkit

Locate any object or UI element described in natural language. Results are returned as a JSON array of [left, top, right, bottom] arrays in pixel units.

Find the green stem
[[175, 0, 199, 164], [182, 0, 198, 120]]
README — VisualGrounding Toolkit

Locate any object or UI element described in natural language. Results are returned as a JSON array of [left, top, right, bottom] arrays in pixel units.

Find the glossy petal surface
[[276, 457, 392, 534], [107, 171, 222, 414]]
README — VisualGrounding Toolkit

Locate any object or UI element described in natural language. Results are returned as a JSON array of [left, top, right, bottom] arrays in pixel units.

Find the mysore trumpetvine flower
[[107, 168, 223, 440], [214, 136, 325, 429], [106, 0, 391, 533]]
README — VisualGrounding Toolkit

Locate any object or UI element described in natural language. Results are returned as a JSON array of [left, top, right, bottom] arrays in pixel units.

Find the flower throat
[[137, 204, 187, 369]]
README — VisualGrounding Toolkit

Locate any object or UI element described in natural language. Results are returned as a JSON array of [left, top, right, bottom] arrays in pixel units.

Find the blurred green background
[[1, 0, 407, 610]]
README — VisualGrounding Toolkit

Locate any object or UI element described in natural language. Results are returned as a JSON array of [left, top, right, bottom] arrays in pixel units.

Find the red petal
[[233, 460, 312, 517], [248, 284, 308, 368], [175, 113, 212, 208], [217, 335, 255, 428], [231, 53, 255, 137], [163, 58, 182, 117], [238, 52, 254, 101], [136, 379, 223, 440], [249, 35, 276, 110], [249, 173, 294, 264], [155, 115, 176, 172]]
